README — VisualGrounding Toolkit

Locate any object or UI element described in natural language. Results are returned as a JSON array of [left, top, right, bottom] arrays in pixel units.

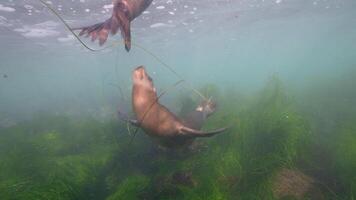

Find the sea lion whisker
[[126, 120, 132, 136]]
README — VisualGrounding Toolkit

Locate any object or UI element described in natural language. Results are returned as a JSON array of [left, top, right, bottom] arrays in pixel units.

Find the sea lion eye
[[148, 76, 153, 82]]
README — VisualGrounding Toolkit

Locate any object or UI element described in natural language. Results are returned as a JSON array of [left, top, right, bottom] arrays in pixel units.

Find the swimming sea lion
[[173, 98, 218, 150], [73, 0, 153, 51], [119, 66, 227, 148], [181, 98, 217, 130]]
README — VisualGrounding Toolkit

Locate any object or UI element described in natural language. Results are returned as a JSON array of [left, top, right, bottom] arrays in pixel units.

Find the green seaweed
[[295, 69, 356, 199], [106, 175, 150, 200], [0, 116, 121, 200], [328, 121, 356, 199], [2, 74, 354, 200]]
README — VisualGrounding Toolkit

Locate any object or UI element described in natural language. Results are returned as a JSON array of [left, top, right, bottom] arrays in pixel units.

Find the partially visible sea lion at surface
[[118, 66, 227, 148], [73, 0, 153, 51]]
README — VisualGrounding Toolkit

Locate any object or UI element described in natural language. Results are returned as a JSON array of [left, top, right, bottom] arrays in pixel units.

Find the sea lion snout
[[133, 66, 149, 80], [132, 66, 154, 90], [133, 66, 145, 80]]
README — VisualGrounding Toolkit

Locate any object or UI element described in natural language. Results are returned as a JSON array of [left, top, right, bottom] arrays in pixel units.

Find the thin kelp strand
[[129, 79, 185, 145], [38, 0, 207, 102], [132, 43, 207, 101], [126, 121, 133, 136], [38, 0, 107, 52], [108, 83, 126, 102], [114, 49, 125, 99]]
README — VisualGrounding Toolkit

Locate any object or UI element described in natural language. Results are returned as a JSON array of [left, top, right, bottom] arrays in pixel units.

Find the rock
[[272, 168, 324, 200]]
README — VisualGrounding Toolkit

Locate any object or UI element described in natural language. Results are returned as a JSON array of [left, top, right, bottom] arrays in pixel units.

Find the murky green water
[[0, 0, 356, 199]]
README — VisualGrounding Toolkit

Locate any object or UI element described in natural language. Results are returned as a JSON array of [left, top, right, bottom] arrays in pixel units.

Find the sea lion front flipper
[[180, 126, 228, 138]]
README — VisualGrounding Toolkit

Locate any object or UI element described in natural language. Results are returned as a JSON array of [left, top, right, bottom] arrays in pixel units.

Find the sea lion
[[181, 98, 217, 131], [73, 0, 153, 51], [118, 66, 227, 148], [174, 98, 218, 150]]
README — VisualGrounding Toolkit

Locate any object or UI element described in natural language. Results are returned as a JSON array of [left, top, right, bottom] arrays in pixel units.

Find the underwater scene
[[1, 0, 356, 199]]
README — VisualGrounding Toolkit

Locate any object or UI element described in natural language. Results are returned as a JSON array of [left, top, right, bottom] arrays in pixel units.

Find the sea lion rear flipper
[[72, 12, 131, 51], [180, 126, 228, 138], [72, 18, 112, 46]]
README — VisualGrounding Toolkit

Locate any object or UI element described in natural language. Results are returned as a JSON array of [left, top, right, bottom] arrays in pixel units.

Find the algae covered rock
[[272, 168, 323, 200]]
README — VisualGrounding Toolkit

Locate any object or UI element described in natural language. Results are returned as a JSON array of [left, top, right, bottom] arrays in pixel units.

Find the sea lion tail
[[180, 126, 228, 138], [72, 13, 131, 51]]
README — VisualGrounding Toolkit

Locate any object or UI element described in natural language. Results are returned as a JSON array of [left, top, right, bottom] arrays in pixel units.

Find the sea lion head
[[132, 66, 156, 94], [196, 98, 217, 117]]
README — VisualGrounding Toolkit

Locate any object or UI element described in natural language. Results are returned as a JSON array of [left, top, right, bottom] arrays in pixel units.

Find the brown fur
[[132, 66, 182, 137]]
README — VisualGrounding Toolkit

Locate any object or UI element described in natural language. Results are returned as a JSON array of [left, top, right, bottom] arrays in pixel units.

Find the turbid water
[[0, 0, 356, 199]]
